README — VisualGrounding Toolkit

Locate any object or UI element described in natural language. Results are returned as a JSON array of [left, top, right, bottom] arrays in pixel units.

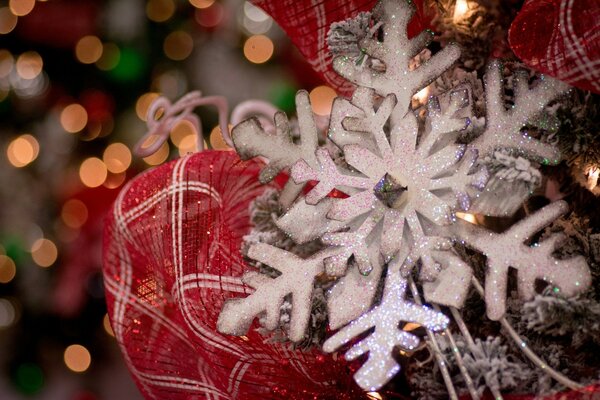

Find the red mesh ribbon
[[251, 0, 431, 96], [509, 0, 600, 94], [103, 151, 362, 399]]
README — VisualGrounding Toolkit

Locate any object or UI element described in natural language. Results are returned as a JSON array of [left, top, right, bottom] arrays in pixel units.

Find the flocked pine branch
[[453, 200, 592, 320], [217, 243, 339, 342], [323, 272, 449, 391], [333, 0, 460, 111], [522, 290, 600, 343], [470, 62, 570, 163], [327, 11, 373, 57]]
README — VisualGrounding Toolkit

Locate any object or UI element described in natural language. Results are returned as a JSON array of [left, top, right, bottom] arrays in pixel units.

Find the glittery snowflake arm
[[231, 90, 318, 184], [470, 61, 570, 163], [217, 244, 339, 342], [323, 272, 449, 391], [291, 147, 371, 205], [454, 200, 591, 320], [333, 0, 460, 111]]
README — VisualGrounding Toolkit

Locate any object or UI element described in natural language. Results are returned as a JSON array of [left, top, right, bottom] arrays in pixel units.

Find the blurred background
[[0, 0, 333, 398]]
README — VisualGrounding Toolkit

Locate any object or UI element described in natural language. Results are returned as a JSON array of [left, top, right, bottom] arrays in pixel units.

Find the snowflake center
[[374, 173, 409, 209]]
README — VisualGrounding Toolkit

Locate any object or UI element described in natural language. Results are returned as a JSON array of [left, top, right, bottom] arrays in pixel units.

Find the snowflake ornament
[[217, 0, 591, 392]]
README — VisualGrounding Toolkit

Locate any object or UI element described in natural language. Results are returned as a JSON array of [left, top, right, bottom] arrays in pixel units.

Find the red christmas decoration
[[509, 0, 600, 94], [102, 151, 364, 399], [16, 1, 98, 48], [251, 0, 432, 96]]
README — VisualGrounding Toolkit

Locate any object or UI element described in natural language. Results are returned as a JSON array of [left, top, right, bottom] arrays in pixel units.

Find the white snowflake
[[217, 0, 591, 391]]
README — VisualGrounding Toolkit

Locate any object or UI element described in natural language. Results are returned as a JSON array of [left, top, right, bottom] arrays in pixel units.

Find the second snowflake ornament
[[217, 0, 591, 393]]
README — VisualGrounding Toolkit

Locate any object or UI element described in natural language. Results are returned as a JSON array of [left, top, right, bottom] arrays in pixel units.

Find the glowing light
[[243, 35, 274, 64], [367, 392, 383, 400], [64, 344, 91, 373], [0, 7, 18, 34], [16, 51, 43, 80], [60, 104, 88, 133], [104, 172, 127, 189], [61, 199, 88, 229], [309, 85, 337, 116], [96, 43, 120, 71], [6, 134, 39, 168], [244, 2, 269, 22], [413, 86, 430, 104], [170, 120, 196, 146], [403, 322, 420, 331], [242, 13, 272, 35], [136, 92, 160, 121], [9, 0, 35, 17], [0, 50, 14, 78], [210, 124, 232, 149], [456, 212, 477, 224], [194, 3, 224, 27], [143, 141, 170, 166], [103, 142, 132, 173], [177, 134, 198, 156], [75, 36, 103, 64], [163, 31, 194, 61], [189, 0, 214, 9], [0, 298, 16, 328], [146, 0, 175, 23], [586, 166, 599, 190], [30, 238, 58, 268], [103, 314, 115, 337], [453, 0, 470, 22], [79, 157, 108, 188], [0, 255, 16, 284]]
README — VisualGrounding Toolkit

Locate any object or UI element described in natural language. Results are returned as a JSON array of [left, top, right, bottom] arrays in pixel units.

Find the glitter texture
[[218, 0, 591, 392]]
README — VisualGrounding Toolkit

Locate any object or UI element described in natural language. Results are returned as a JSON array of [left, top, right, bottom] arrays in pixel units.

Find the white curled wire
[[134, 91, 230, 157], [134, 93, 280, 159]]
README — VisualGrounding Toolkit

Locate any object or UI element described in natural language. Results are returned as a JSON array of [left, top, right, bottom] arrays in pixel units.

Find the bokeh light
[[243, 2, 269, 22], [0, 255, 16, 284], [309, 85, 336, 116], [15, 363, 44, 395], [103, 314, 115, 337], [243, 35, 274, 64], [30, 238, 58, 268], [209, 125, 232, 149], [60, 104, 88, 133], [103, 142, 132, 173], [75, 36, 103, 64], [170, 120, 196, 146], [6, 134, 39, 168], [64, 344, 91, 373], [143, 141, 169, 165], [0, 7, 18, 35], [103, 172, 126, 189], [146, 0, 175, 23], [0, 49, 14, 78], [136, 92, 160, 121], [79, 157, 108, 188], [194, 2, 224, 28], [16, 51, 43, 80], [61, 199, 88, 229], [189, 0, 214, 8], [177, 134, 198, 156], [163, 31, 194, 61], [0, 298, 16, 328], [95, 43, 120, 71], [9, 0, 35, 17]]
